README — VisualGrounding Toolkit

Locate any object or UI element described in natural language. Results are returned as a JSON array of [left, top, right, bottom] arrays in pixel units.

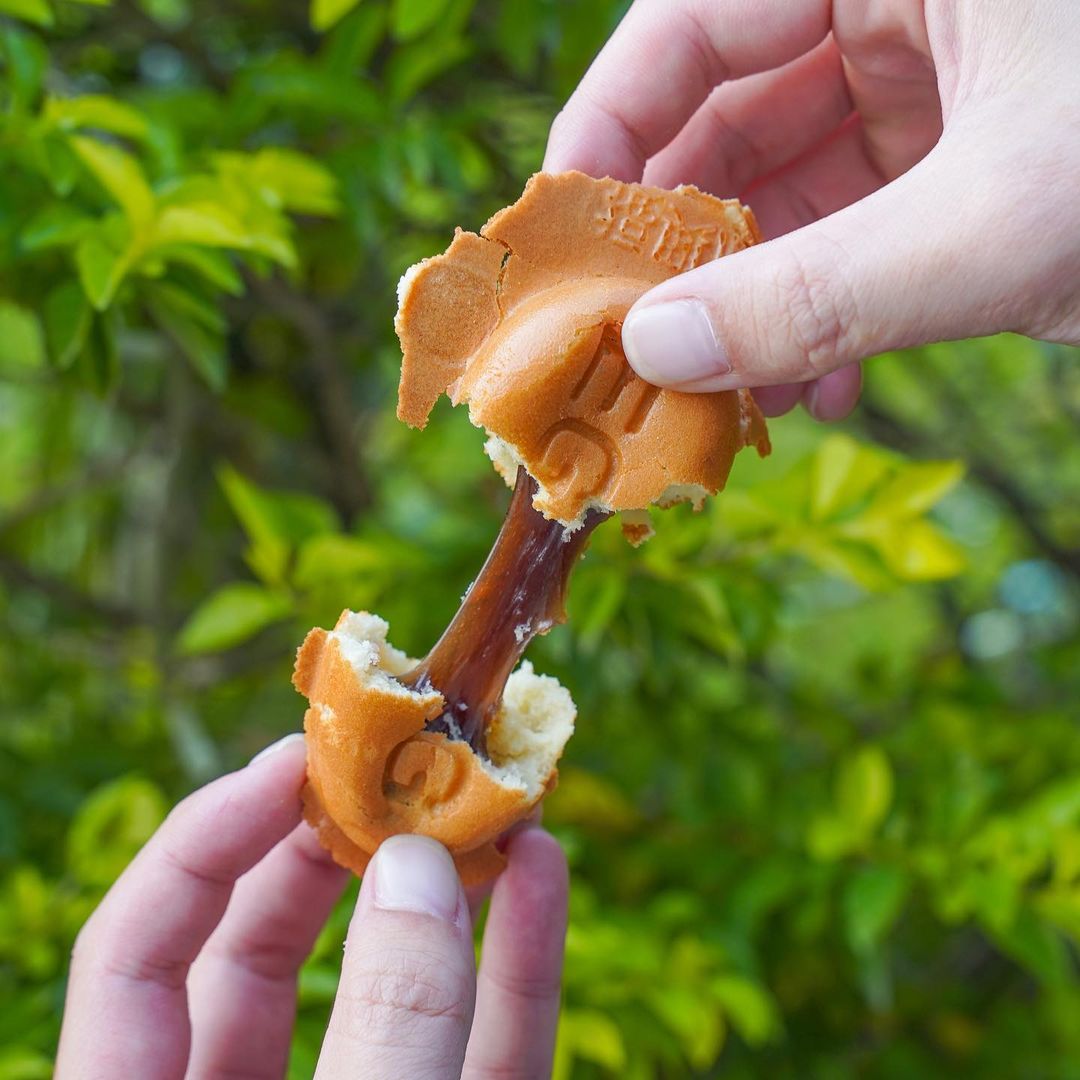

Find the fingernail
[[622, 300, 729, 385], [249, 732, 305, 765], [371, 835, 462, 923]]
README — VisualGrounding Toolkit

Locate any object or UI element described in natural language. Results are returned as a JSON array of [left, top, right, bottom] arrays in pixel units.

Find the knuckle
[[338, 946, 472, 1037], [480, 964, 561, 1006], [776, 243, 860, 377]]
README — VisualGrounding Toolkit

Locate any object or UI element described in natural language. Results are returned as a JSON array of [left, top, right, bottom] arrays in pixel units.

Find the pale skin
[[545, 0, 1080, 420], [55, 735, 568, 1079]]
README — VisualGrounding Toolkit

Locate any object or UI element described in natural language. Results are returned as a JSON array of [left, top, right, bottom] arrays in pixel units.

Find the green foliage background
[[2, 0, 1080, 1076]]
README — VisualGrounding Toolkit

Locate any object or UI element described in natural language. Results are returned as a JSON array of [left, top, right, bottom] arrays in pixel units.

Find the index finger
[[543, 0, 831, 181], [55, 734, 309, 1080]]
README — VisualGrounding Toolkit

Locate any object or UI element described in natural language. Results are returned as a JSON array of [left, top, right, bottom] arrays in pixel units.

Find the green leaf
[[554, 1009, 626, 1073], [66, 777, 168, 886], [144, 282, 227, 390], [311, 0, 362, 32], [0, 0, 52, 27], [218, 465, 338, 584], [76, 309, 119, 393], [868, 519, 967, 581], [989, 906, 1071, 987], [219, 465, 338, 547], [43, 282, 92, 370], [0, 24, 48, 112], [0, 1047, 55, 1080], [19, 204, 95, 252], [153, 202, 296, 268], [836, 746, 894, 837], [230, 148, 340, 215], [69, 134, 155, 231], [44, 95, 149, 139], [293, 534, 382, 589], [137, 0, 190, 28], [159, 246, 243, 295], [843, 864, 909, 955], [0, 302, 45, 373], [390, 0, 451, 40], [864, 460, 966, 521], [386, 32, 470, 102], [34, 133, 81, 196], [711, 975, 779, 1046], [177, 583, 292, 654], [811, 434, 890, 522], [75, 225, 130, 309]]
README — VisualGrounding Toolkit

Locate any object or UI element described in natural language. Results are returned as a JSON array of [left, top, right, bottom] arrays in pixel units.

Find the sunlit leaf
[[69, 134, 155, 230], [310, 0, 362, 32], [711, 975, 779, 1046], [811, 433, 890, 521], [44, 95, 149, 139], [836, 745, 893, 836], [74, 226, 129, 309], [864, 460, 966, 521], [0, 0, 52, 28]]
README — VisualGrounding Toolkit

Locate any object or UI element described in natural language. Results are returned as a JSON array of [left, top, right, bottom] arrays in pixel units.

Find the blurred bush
[[1, 0, 1079, 1076]]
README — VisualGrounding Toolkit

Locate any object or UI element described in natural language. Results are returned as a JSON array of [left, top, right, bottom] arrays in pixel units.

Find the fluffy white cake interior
[[330, 609, 574, 799]]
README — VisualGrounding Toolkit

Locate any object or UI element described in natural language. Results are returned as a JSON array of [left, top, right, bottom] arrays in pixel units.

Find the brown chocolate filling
[[399, 466, 607, 757]]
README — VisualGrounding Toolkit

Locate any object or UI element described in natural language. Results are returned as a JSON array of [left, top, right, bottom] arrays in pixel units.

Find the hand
[[55, 734, 569, 1079], [544, 1, 1080, 420]]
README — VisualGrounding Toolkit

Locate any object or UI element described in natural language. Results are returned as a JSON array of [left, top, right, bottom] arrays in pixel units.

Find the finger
[[56, 734, 308, 1080], [462, 827, 569, 1080], [186, 823, 350, 1079], [743, 115, 886, 240], [316, 835, 475, 1080], [803, 363, 863, 421], [466, 805, 546, 924], [643, 37, 852, 196], [751, 383, 804, 417], [621, 129, 1036, 390], [544, 0, 832, 180]]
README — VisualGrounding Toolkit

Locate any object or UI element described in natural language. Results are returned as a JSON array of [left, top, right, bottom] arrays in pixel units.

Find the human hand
[[545, 1, 1080, 420], [55, 734, 569, 1079]]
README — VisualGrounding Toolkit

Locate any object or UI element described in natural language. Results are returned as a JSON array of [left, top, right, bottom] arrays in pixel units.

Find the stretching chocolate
[[401, 466, 607, 757]]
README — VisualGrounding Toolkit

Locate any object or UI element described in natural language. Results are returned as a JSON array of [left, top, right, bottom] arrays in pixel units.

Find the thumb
[[315, 835, 475, 1080], [621, 138, 1030, 390]]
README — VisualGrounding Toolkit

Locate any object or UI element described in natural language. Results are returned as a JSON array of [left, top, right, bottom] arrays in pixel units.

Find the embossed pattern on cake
[[395, 171, 770, 533]]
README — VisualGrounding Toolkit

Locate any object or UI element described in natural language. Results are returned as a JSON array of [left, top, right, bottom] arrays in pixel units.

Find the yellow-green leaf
[[0, 0, 53, 27], [871, 519, 967, 580], [810, 434, 890, 521], [44, 95, 149, 139], [0, 302, 45, 373], [66, 777, 168, 886], [75, 228, 129, 309], [864, 460, 966, 521], [310, 0, 362, 31], [836, 745, 893, 836], [69, 135, 155, 230]]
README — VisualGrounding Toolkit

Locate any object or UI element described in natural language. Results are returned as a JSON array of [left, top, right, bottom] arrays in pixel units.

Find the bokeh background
[[2, 0, 1080, 1076]]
